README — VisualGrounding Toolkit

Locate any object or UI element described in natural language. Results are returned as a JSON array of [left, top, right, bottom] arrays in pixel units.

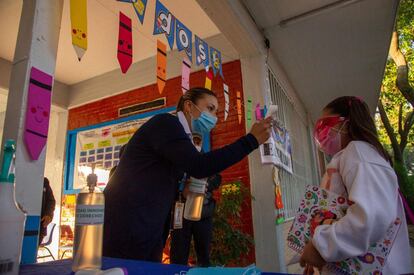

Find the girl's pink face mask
[[314, 116, 347, 156]]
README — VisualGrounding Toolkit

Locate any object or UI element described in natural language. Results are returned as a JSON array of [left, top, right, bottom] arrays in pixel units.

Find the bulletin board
[[63, 106, 211, 193], [63, 107, 175, 193]]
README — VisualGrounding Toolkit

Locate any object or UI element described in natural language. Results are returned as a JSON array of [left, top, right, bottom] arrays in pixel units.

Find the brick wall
[[68, 60, 255, 263]]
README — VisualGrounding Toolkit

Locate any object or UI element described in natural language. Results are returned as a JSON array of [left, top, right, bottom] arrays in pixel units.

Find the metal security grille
[[267, 68, 317, 220]]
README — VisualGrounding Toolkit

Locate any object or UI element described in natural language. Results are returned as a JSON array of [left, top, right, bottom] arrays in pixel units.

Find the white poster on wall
[[273, 120, 293, 174], [260, 120, 293, 174]]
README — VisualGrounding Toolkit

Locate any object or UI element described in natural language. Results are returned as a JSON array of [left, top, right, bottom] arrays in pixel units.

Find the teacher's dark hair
[[176, 87, 217, 112]]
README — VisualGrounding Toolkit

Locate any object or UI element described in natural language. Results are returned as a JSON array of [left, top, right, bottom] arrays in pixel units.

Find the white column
[[2, 0, 63, 264], [195, 0, 288, 271], [241, 55, 285, 272]]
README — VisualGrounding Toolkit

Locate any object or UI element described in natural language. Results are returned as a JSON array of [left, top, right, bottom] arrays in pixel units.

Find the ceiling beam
[[279, 0, 362, 28], [0, 57, 70, 109], [196, 0, 266, 57]]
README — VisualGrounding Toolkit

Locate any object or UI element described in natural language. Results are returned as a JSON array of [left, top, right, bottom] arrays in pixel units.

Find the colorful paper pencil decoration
[[247, 97, 252, 128], [236, 91, 242, 124], [223, 83, 230, 121], [70, 0, 87, 61], [205, 69, 213, 90], [24, 67, 53, 160], [275, 184, 284, 209], [273, 167, 285, 224], [181, 57, 191, 94], [263, 105, 268, 118], [156, 40, 167, 94], [117, 12, 133, 74], [255, 103, 262, 120]]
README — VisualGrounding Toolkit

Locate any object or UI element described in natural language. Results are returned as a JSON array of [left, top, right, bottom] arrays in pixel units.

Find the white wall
[[241, 54, 284, 272], [43, 107, 68, 259]]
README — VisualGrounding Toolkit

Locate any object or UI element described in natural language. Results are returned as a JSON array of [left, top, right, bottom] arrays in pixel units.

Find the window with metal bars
[[267, 68, 318, 220]]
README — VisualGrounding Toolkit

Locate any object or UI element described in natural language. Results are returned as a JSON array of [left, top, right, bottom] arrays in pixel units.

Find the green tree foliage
[[377, 0, 414, 209]]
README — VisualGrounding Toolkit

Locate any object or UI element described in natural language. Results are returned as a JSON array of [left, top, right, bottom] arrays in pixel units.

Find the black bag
[[201, 199, 216, 219]]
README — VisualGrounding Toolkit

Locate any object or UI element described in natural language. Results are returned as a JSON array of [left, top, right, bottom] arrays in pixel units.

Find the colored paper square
[[97, 148, 104, 154], [66, 194, 76, 205], [87, 156, 95, 163], [80, 157, 87, 163], [105, 147, 113, 152], [114, 152, 120, 159], [104, 161, 112, 168], [97, 154, 104, 160], [80, 151, 87, 157], [89, 150, 95, 155], [105, 153, 112, 160]]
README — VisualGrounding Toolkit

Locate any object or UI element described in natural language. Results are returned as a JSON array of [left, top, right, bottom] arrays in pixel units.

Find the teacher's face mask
[[191, 103, 217, 135]]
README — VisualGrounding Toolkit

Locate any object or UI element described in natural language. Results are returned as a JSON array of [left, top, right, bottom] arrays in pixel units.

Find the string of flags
[[71, 0, 224, 77], [153, 0, 175, 50], [118, 0, 148, 25], [195, 35, 209, 71], [210, 47, 223, 78], [70, 0, 243, 122], [133, 0, 148, 24], [175, 19, 192, 62]]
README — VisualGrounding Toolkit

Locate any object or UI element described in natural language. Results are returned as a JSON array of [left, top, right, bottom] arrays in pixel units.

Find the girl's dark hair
[[176, 87, 217, 112], [325, 96, 392, 163]]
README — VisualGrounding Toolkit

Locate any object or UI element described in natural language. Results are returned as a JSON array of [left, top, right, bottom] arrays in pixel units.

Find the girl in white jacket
[[300, 96, 412, 274]]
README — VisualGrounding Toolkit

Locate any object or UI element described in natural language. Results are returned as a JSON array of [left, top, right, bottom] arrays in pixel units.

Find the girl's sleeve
[[312, 161, 398, 262]]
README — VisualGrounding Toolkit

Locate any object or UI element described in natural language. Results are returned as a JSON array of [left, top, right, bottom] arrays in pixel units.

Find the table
[[20, 257, 289, 275]]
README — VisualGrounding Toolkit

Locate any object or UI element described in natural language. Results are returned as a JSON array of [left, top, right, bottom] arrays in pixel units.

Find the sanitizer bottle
[[72, 169, 105, 272], [0, 140, 26, 275], [183, 177, 207, 221]]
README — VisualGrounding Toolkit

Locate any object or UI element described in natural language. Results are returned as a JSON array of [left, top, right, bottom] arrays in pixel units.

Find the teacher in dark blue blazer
[[103, 87, 272, 262]]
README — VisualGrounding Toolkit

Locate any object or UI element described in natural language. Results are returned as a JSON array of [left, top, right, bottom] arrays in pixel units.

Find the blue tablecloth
[[19, 257, 286, 275]]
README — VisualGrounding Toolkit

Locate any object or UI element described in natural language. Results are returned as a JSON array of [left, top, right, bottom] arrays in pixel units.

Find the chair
[[37, 223, 56, 261], [59, 224, 74, 259]]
